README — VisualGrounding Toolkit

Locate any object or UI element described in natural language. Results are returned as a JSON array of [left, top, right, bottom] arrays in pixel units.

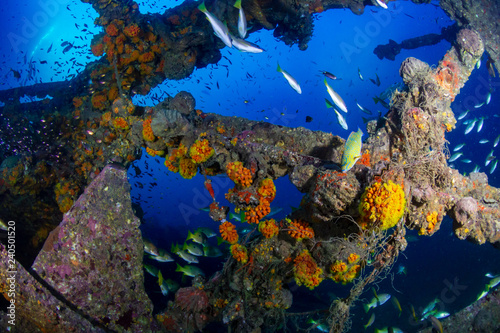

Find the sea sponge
[[258, 219, 279, 238], [287, 219, 314, 240], [230, 244, 248, 264], [227, 161, 252, 188], [142, 117, 155, 141], [189, 139, 214, 163], [293, 250, 323, 290], [219, 221, 238, 244], [179, 158, 197, 179], [359, 180, 406, 230]]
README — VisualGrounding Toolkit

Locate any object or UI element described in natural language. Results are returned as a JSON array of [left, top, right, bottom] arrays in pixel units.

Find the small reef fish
[[396, 265, 406, 275], [320, 70, 337, 80], [461, 159, 472, 164], [372, 95, 390, 109], [474, 101, 484, 109], [479, 139, 489, 144], [306, 318, 329, 332], [493, 134, 500, 147], [457, 110, 469, 120], [490, 160, 498, 174], [230, 35, 264, 53], [476, 58, 481, 69], [143, 263, 159, 277], [374, 0, 388, 9], [392, 296, 402, 316], [364, 313, 375, 329], [464, 120, 476, 134], [477, 288, 489, 301], [277, 62, 301, 94], [196, 227, 216, 238], [159, 275, 180, 296], [364, 293, 391, 312], [324, 79, 348, 113], [198, 2, 232, 48], [358, 67, 364, 80], [172, 244, 199, 263], [477, 117, 485, 132], [472, 165, 481, 173], [448, 152, 463, 162], [143, 238, 159, 256], [183, 242, 204, 256], [150, 248, 174, 262], [356, 102, 373, 115], [176, 263, 205, 277], [187, 230, 208, 245], [234, 0, 247, 39], [453, 143, 465, 151], [421, 297, 440, 317], [486, 273, 500, 285], [203, 245, 223, 257], [486, 91, 492, 104], [485, 150, 495, 166], [341, 128, 363, 172], [325, 99, 348, 130], [374, 328, 403, 333], [428, 315, 443, 333]]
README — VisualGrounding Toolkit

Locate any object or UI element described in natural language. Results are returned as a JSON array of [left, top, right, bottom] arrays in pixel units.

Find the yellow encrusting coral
[[359, 180, 406, 230]]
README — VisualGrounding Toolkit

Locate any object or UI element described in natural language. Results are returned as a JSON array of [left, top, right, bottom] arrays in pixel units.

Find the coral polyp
[[359, 180, 406, 230]]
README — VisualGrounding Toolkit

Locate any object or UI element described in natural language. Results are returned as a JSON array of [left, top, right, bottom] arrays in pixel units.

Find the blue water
[[1, 0, 500, 332]]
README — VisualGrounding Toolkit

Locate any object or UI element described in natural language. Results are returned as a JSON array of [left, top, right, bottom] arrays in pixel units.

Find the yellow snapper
[[341, 128, 363, 172]]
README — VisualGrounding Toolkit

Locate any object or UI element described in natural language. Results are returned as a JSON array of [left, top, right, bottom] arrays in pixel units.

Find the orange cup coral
[[258, 219, 279, 238], [219, 221, 239, 244], [142, 118, 155, 142], [230, 244, 248, 264], [359, 180, 405, 230], [112, 117, 129, 130], [258, 178, 276, 203], [190, 139, 214, 164], [227, 161, 252, 188], [179, 158, 197, 179], [287, 219, 314, 240], [293, 250, 323, 289]]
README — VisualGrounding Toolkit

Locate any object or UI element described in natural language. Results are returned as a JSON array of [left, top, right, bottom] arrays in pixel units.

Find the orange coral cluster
[[179, 158, 197, 179], [220, 221, 239, 244], [164, 144, 188, 173], [230, 244, 248, 264], [123, 24, 141, 38], [258, 219, 279, 238], [330, 252, 361, 284], [287, 219, 314, 240], [257, 178, 276, 203], [112, 117, 129, 130], [91, 93, 107, 110], [419, 210, 439, 235], [145, 147, 164, 157], [142, 117, 155, 141], [245, 203, 271, 224], [293, 250, 323, 290], [189, 139, 214, 163], [226, 161, 253, 188]]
